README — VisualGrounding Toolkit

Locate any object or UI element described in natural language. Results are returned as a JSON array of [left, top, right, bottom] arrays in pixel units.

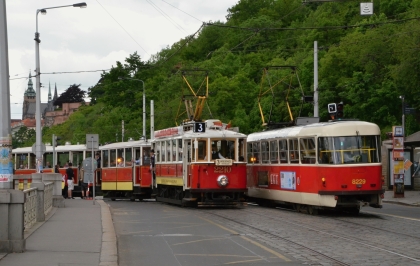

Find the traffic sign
[[327, 103, 337, 114], [32, 143, 46, 154], [404, 107, 416, 115]]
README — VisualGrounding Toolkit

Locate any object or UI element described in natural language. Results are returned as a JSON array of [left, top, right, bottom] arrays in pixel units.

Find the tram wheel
[[294, 204, 301, 213], [348, 206, 360, 215], [308, 206, 318, 215]]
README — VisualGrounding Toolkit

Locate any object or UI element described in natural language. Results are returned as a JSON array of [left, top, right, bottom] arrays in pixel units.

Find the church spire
[[24, 71, 36, 98], [48, 81, 52, 102], [53, 83, 58, 102]]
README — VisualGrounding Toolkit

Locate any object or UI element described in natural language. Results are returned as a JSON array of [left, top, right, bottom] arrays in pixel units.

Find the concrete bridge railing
[[0, 173, 64, 253]]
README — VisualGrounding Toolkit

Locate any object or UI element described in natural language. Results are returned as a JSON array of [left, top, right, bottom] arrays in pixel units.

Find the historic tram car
[[246, 120, 384, 214], [12, 143, 94, 195], [99, 139, 153, 201], [152, 119, 247, 207]]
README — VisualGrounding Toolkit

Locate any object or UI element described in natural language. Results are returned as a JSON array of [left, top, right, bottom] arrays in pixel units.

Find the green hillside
[[21, 0, 420, 146]]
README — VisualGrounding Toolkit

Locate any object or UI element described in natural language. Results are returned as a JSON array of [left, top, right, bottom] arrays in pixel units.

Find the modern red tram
[[246, 120, 384, 214], [152, 119, 247, 207], [99, 139, 153, 201]]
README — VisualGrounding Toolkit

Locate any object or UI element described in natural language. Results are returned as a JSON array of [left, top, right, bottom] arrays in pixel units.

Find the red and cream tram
[[152, 119, 247, 207], [12, 143, 95, 195], [246, 120, 384, 214], [99, 139, 153, 201]]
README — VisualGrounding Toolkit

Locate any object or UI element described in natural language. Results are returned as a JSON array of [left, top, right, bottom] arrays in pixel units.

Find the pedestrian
[[80, 168, 87, 199], [66, 162, 75, 199], [54, 164, 60, 174], [45, 161, 51, 168], [150, 149, 155, 181], [95, 153, 101, 183]]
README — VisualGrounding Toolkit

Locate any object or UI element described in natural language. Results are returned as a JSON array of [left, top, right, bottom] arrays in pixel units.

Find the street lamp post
[[119, 77, 146, 139], [400, 95, 405, 138], [34, 2, 86, 173]]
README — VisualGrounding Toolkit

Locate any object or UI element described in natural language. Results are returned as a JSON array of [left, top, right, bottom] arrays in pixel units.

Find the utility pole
[[0, 0, 13, 188], [314, 41, 319, 118]]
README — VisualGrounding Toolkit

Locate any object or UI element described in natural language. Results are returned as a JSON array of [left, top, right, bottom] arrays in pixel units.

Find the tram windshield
[[318, 135, 380, 164]]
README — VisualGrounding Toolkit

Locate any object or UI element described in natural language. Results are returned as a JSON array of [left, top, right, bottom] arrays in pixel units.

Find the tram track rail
[[199, 208, 352, 266], [198, 205, 420, 265]]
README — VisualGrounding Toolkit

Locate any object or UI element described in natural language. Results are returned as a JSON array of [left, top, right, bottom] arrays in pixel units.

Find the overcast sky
[[6, 0, 238, 119]]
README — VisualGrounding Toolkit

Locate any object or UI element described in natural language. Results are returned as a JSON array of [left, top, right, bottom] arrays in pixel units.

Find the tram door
[[183, 140, 191, 189]]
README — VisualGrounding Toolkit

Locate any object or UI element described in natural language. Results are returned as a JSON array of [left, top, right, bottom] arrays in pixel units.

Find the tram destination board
[[193, 122, 206, 133]]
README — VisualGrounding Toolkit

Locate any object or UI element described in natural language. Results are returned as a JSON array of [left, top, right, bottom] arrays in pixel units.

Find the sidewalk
[[382, 189, 420, 206], [0, 197, 117, 266]]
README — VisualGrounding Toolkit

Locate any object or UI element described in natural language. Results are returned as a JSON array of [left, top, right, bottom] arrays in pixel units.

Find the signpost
[[86, 134, 99, 204]]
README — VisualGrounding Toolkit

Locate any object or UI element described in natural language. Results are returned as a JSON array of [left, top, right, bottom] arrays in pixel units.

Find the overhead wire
[[95, 0, 148, 55], [146, 0, 186, 34]]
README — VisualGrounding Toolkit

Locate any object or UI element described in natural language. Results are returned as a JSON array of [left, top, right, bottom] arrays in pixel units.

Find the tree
[[54, 84, 86, 108], [12, 126, 35, 148]]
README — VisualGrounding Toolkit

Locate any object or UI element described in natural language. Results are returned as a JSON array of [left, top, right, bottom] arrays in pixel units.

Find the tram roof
[[13, 143, 88, 154], [153, 119, 247, 140], [99, 140, 151, 150], [247, 121, 380, 142]]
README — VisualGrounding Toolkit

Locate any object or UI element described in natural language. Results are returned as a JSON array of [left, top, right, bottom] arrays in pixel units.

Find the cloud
[[6, 0, 238, 119]]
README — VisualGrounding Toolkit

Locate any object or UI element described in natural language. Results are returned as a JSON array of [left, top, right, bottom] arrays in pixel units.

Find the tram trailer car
[[153, 119, 247, 207], [13, 143, 99, 197], [246, 120, 384, 214], [99, 139, 153, 201]]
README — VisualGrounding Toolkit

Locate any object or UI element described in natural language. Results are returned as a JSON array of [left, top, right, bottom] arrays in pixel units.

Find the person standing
[[66, 162, 75, 199], [95, 153, 101, 182], [150, 149, 156, 182]]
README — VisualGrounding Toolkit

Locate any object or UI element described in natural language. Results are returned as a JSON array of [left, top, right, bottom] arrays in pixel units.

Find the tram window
[[117, 148, 124, 166], [16, 154, 27, 169], [239, 139, 245, 162], [29, 154, 36, 169], [270, 140, 279, 164], [44, 153, 53, 168], [166, 140, 171, 162], [110, 150, 116, 166], [289, 139, 299, 164], [142, 148, 150, 165], [155, 142, 161, 163], [193, 139, 207, 160], [57, 152, 69, 168], [247, 143, 253, 163], [261, 141, 269, 164], [125, 148, 132, 166], [300, 138, 316, 164], [177, 139, 183, 161], [253, 142, 260, 163], [186, 140, 192, 162], [161, 142, 166, 162], [102, 150, 109, 167], [172, 140, 177, 161], [72, 151, 84, 167], [279, 140, 288, 163], [318, 136, 380, 164]]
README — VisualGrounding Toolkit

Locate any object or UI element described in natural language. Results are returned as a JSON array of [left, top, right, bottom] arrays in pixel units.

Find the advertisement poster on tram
[[280, 171, 296, 190]]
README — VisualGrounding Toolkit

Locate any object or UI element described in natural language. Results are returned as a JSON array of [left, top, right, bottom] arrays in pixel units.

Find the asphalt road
[[107, 199, 303, 266], [107, 199, 420, 266], [361, 202, 420, 220]]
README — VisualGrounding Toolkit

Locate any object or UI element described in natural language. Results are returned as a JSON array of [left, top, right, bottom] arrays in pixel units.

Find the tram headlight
[[217, 175, 229, 187]]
